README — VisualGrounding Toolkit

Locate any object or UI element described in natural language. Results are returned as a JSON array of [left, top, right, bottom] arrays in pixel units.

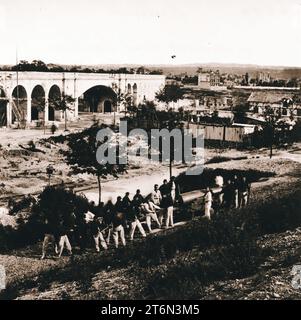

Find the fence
[[189, 123, 255, 143]]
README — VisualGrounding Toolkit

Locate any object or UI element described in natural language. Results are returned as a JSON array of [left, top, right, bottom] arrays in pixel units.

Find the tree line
[[0, 60, 163, 75]]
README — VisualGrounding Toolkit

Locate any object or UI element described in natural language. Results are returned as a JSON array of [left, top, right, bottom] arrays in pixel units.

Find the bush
[[176, 168, 274, 193], [0, 186, 91, 252], [9, 195, 36, 215]]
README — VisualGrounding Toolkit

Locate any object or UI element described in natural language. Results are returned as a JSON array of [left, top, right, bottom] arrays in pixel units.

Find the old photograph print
[[0, 0, 301, 302]]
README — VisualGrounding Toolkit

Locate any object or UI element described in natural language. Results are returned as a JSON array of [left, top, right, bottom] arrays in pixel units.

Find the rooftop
[[247, 91, 296, 104]]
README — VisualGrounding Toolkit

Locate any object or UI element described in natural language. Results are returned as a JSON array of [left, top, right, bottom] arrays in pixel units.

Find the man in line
[[215, 175, 224, 207], [165, 194, 175, 228], [122, 192, 132, 212], [159, 179, 170, 209], [132, 189, 144, 209], [91, 215, 108, 252], [112, 201, 126, 249], [140, 200, 161, 233], [127, 203, 147, 241], [169, 176, 180, 204], [222, 179, 233, 210], [103, 199, 115, 245], [41, 219, 59, 260], [115, 196, 124, 214], [204, 187, 213, 219], [150, 184, 164, 225], [56, 219, 73, 258], [150, 184, 162, 206], [240, 176, 251, 207], [232, 175, 240, 209]]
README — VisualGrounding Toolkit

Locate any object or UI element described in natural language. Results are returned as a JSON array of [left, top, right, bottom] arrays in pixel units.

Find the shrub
[[176, 168, 274, 193], [0, 186, 91, 252], [9, 195, 36, 215]]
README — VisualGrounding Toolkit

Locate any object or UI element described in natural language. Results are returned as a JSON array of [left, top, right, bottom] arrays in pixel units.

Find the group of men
[[41, 176, 180, 259], [41, 174, 251, 259], [203, 174, 251, 219]]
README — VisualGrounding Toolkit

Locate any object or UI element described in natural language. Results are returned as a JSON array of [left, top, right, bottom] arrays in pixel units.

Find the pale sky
[[0, 0, 301, 67]]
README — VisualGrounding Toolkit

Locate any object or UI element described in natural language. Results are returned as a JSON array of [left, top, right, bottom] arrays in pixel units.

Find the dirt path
[[83, 165, 187, 203]]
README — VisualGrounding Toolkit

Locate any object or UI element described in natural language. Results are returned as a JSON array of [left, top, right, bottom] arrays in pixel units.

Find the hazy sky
[[0, 0, 301, 66]]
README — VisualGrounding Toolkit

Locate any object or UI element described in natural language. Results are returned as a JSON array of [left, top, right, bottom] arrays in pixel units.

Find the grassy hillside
[[1, 175, 301, 300]]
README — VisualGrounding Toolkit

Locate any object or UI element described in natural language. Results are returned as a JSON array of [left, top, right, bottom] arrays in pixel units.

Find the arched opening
[[133, 83, 138, 106], [78, 85, 117, 114], [0, 87, 8, 127], [12, 85, 27, 124], [48, 106, 55, 121], [31, 85, 45, 121], [104, 100, 112, 113], [48, 85, 61, 121]]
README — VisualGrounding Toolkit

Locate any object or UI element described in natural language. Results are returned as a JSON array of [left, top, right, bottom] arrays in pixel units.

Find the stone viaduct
[[0, 71, 165, 127]]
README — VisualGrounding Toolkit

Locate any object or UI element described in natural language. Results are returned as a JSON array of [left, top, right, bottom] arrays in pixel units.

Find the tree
[[149, 69, 163, 75], [12, 60, 49, 72], [65, 125, 127, 204], [119, 92, 133, 117], [234, 104, 249, 122], [263, 106, 281, 158], [50, 94, 75, 131], [33, 185, 90, 237], [156, 84, 184, 110], [136, 66, 150, 74]]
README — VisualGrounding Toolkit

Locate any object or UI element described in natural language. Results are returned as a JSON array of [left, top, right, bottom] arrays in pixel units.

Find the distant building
[[247, 91, 301, 119], [198, 69, 222, 89], [257, 72, 272, 83]]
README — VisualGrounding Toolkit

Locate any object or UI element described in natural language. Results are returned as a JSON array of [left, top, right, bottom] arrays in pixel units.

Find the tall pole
[[16, 47, 19, 127]]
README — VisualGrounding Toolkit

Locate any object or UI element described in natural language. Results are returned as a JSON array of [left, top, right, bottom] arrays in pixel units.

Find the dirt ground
[[1, 125, 300, 206]]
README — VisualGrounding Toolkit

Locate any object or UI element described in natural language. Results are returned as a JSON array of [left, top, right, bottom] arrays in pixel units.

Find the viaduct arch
[[0, 72, 165, 127]]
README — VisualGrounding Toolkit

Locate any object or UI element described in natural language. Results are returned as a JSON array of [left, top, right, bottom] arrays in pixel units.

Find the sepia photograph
[[0, 0, 301, 307]]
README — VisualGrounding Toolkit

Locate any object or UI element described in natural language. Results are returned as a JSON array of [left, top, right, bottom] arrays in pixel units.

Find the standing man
[[215, 175, 224, 207], [150, 184, 162, 206], [222, 179, 233, 210], [122, 192, 132, 211], [165, 194, 175, 228], [240, 176, 251, 207], [57, 220, 73, 258], [169, 176, 180, 204], [204, 187, 213, 219], [132, 189, 144, 208], [150, 184, 163, 225], [127, 203, 147, 241], [232, 175, 240, 209], [91, 216, 108, 252], [140, 200, 161, 233], [115, 196, 124, 213], [159, 179, 170, 209], [112, 209, 126, 249], [103, 199, 115, 245], [41, 219, 59, 260], [94, 202, 105, 218]]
